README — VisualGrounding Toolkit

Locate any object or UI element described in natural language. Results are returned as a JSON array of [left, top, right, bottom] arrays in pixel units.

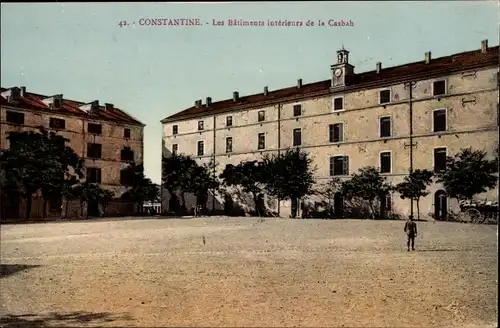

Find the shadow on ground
[[0, 264, 41, 278], [0, 312, 133, 328]]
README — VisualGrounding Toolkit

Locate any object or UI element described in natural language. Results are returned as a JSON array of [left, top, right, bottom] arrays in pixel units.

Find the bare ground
[[0, 217, 497, 327]]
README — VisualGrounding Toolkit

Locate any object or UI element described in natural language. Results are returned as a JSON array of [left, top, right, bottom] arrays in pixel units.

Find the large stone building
[[0, 86, 145, 219], [161, 40, 499, 219]]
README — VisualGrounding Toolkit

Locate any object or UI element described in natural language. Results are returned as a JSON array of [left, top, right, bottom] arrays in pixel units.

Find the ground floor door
[[334, 193, 344, 218], [88, 200, 99, 217], [434, 190, 448, 220]]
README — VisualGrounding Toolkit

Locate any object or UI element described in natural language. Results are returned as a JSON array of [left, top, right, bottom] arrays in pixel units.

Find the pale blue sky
[[1, 1, 498, 183]]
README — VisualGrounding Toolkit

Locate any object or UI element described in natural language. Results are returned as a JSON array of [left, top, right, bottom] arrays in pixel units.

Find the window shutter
[[343, 156, 349, 175]]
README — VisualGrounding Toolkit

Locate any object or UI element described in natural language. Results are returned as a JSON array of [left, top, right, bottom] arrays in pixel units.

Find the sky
[[1, 1, 499, 184]]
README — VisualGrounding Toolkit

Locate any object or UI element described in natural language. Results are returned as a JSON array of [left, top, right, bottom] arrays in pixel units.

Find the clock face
[[335, 69, 343, 77]]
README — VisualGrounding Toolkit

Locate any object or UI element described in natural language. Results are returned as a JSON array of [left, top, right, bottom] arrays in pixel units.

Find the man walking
[[404, 215, 417, 251]]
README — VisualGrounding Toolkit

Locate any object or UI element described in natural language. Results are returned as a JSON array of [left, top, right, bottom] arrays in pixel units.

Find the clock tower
[[331, 47, 355, 90]]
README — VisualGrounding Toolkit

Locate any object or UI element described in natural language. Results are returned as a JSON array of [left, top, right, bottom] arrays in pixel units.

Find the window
[[172, 144, 178, 155], [197, 141, 204, 156], [49, 117, 65, 130], [86, 168, 102, 183], [198, 121, 204, 131], [329, 123, 344, 143], [120, 169, 133, 185], [293, 104, 302, 117], [124, 128, 131, 138], [379, 116, 392, 138], [433, 80, 446, 96], [226, 137, 233, 153], [433, 109, 447, 132], [330, 156, 349, 176], [226, 116, 233, 127], [88, 123, 102, 134], [380, 152, 391, 173], [258, 133, 265, 150], [87, 143, 102, 159], [333, 97, 344, 111], [379, 89, 391, 104], [53, 98, 62, 109], [6, 111, 24, 124], [293, 128, 302, 146], [434, 148, 447, 173], [172, 125, 178, 135], [120, 147, 134, 161], [258, 110, 265, 122]]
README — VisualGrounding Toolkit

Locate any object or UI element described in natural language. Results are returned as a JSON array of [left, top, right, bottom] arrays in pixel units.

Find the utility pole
[[277, 103, 282, 217], [404, 81, 417, 218], [212, 115, 216, 214]]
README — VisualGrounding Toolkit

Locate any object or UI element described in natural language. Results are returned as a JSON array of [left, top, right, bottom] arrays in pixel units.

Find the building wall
[[0, 105, 144, 219], [161, 66, 499, 219]]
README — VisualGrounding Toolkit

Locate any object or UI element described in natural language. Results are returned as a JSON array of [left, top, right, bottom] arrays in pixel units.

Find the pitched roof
[[0, 88, 144, 126], [162, 44, 499, 123]]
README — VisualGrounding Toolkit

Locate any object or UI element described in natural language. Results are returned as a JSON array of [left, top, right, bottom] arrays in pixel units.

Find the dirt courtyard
[[0, 217, 497, 327]]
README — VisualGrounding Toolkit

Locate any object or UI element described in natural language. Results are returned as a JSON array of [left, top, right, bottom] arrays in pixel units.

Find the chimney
[[264, 86, 268, 95], [376, 62, 382, 73], [481, 39, 488, 53], [233, 91, 239, 102], [105, 103, 114, 111], [20, 86, 26, 97], [297, 79, 303, 88], [425, 51, 431, 64], [206, 97, 212, 106], [195, 100, 201, 108]]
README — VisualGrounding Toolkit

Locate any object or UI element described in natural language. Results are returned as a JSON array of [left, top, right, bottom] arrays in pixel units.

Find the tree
[[73, 182, 114, 217], [395, 169, 434, 221], [319, 177, 342, 217], [121, 163, 160, 213], [162, 154, 199, 211], [262, 148, 316, 218], [436, 147, 497, 201], [0, 128, 83, 220], [220, 160, 267, 215], [340, 166, 392, 219], [185, 160, 219, 211]]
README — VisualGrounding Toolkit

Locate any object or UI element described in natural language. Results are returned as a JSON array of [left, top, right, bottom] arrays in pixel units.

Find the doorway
[[333, 192, 344, 218], [434, 190, 448, 220]]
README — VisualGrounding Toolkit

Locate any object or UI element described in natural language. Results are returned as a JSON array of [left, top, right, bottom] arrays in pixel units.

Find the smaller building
[[0, 86, 145, 220]]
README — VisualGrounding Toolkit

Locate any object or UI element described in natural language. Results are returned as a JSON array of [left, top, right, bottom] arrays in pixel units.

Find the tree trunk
[[65, 199, 69, 218], [252, 192, 261, 217], [25, 194, 33, 221], [368, 200, 375, 219], [42, 199, 48, 218], [416, 198, 420, 221], [180, 191, 187, 212]]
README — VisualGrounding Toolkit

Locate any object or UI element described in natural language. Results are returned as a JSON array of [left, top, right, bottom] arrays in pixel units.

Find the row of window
[[173, 109, 448, 155], [329, 148, 447, 176], [4, 110, 131, 138], [171, 80, 448, 135], [86, 167, 134, 185], [86, 143, 135, 162]]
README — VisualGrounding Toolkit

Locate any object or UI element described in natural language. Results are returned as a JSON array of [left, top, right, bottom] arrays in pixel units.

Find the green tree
[[121, 163, 160, 213], [185, 160, 219, 211], [436, 147, 497, 201], [162, 154, 199, 212], [220, 161, 267, 215], [395, 169, 434, 221], [341, 166, 392, 219], [74, 182, 114, 217], [262, 148, 316, 218], [0, 128, 83, 220]]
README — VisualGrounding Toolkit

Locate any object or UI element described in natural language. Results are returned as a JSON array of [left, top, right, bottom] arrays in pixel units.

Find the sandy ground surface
[[0, 217, 497, 327]]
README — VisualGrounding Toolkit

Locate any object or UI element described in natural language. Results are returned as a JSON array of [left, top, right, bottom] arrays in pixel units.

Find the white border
[[432, 79, 447, 97], [379, 115, 392, 138], [379, 88, 391, 105], [432, 146, 447, 172], [379, 150, 392, 174], [432, 108, 448, 133], [332, 96, 345, 112]]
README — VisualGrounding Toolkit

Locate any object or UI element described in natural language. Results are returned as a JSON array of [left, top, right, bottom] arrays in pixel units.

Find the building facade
[[161, 40, 499, 219], [0, 86, 145, 219]]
